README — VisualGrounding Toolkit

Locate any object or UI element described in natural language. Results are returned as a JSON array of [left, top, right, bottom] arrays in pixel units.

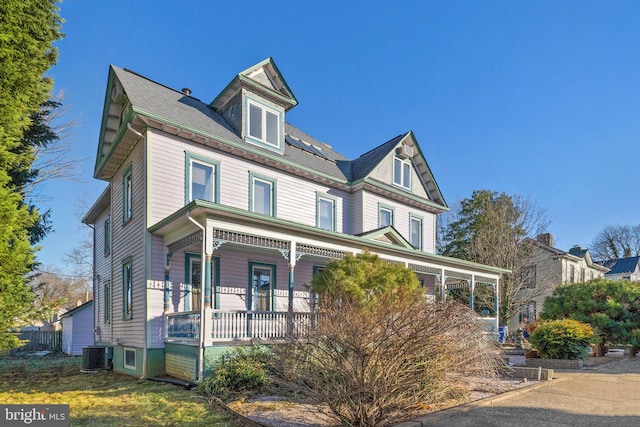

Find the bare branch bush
[[270, 299, 500, 427]]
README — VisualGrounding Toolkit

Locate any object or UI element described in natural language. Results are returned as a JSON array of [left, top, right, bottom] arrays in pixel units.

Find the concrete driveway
[[399, 357, 640, 427]]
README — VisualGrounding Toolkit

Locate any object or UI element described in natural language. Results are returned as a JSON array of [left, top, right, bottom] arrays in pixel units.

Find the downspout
[[128, 123, 149, 379], [187, 210, 206, 382]]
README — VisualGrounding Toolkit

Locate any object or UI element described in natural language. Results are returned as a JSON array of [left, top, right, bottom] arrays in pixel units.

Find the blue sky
[[39, 1, 640, 272]]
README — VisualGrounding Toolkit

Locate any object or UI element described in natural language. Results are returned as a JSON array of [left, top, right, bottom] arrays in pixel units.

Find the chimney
[[537, 233, 553, 247], [181, 87, 192, 96]]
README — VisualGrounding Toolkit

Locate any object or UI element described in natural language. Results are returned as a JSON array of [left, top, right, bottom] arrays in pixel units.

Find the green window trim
[[103, 280, 111, 324], [184, 152, 220, 205], [248, 261, 277, 312], [378, 203, 394, 228], [122, 258, 133, 320], [103, 215, 111, 256], [409, 213, 423, 250], [122, 163, 133, 224], [316, 192, 337, 231], [249, 172, 277, 217]]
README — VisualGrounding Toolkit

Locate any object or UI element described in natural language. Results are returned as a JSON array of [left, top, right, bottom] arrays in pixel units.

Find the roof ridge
[[119, 66, 204, 102]]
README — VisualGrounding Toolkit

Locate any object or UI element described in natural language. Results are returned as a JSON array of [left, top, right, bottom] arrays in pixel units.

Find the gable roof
[[60, 300, 93, 319], [599, 256, 640, 275], [357, 226, 415, 250], [210, 57, 297, 112], [94, 59, 447, 211], [529, 238, 609, 272]]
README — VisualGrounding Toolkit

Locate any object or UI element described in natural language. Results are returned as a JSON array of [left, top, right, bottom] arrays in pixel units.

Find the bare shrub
[[271, 298, 500, 427]]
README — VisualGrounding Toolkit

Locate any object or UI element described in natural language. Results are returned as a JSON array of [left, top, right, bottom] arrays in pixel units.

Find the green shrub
[[529, 319, 595, 360], [199, 346, 272, 399]]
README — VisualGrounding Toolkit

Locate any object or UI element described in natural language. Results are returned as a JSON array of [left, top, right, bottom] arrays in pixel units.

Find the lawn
[[0, 355, 235, 426]]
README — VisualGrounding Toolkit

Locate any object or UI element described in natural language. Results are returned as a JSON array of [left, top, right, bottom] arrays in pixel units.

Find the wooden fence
[[10, 330, 63, 353]]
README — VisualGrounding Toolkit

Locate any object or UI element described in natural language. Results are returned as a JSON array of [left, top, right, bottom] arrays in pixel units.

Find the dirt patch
[[229, 376, 536, 427]]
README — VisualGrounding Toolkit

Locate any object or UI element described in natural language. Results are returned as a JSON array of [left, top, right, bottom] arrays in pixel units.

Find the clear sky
[[39, 0, 640, 273]]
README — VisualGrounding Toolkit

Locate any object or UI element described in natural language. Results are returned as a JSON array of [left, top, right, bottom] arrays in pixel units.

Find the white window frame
[[185, 153, 219, 204], [378, 204, 394, 228], [409, 214, 423, 250], [124, 347, 136, 370], [393, 156, 411, 190], [316, 193, 336, 231], [249, 173, 276, 217], [246, 98, 282, 150]]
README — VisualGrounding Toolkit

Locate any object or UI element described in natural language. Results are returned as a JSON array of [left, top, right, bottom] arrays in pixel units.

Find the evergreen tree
[[438, 190, 550, 326], [0, 0, 63, 349]]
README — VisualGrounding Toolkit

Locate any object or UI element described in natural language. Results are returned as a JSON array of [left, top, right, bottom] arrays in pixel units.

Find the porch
[[165, 309, 315, 345]]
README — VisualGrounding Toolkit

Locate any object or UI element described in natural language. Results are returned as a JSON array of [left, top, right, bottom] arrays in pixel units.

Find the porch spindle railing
[[166, 311, 200, 339], [166, 310, 316, 341]]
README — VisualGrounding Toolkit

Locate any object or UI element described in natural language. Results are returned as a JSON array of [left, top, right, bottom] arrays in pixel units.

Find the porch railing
[[166, 311, 200, 340], [165, 310, 316, 342]]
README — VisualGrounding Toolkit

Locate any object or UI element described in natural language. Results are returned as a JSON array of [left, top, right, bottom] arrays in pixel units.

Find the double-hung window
[[103, 280, 111, 324], [379, 205, 394, 228], [393, 157, 411, 189], [123, 258, 133, 320], [103, 215, 111, 256], [317, 194, 336, 231], [122, 164, 133, 223], [250, 173, 276, 217], [409, 215, 423, 250], [186, 153, 219, 204], [247, 99, 281, 149]]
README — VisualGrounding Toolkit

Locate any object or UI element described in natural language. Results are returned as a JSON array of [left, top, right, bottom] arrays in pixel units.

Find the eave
[[149, 201, 510, 277]]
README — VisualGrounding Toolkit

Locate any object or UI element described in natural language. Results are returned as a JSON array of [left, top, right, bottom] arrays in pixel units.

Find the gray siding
[[110, 141, 146, 348], [94, 207, 112, 344]]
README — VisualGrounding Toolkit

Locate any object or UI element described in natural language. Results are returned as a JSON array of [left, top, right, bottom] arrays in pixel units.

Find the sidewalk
[[398, 356, 640, 427]]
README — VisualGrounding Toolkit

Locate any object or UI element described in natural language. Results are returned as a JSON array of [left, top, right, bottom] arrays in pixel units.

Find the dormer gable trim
[[210, 57, 298, 112], [357, 226, 415, 250]]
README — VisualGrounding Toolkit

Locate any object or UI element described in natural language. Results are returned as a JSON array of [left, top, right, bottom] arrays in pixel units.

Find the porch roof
[[149, 200, 510, 278]]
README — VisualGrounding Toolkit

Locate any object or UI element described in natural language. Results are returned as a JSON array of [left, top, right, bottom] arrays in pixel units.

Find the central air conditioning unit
[[396, 144, 414, 158], [82, 346, 113, 371]]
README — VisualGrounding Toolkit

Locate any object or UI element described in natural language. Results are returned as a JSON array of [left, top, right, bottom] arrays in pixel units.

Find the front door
[[250, 264, 274, 311]]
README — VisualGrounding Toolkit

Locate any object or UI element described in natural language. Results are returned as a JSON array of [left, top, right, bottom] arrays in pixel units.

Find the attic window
[[246, 98, 281, 150], [393, 157, 411, 190]]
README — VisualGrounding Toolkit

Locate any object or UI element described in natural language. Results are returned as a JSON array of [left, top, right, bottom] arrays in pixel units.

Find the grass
[[0, 355, 235, 426]]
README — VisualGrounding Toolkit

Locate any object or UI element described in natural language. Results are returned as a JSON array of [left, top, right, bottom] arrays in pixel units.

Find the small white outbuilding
[[61, 300, 94, 356]]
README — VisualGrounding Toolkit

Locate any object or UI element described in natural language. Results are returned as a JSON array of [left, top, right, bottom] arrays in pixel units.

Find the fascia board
[[149, 200, 509, 276], [405, 131, 447, 208], [110, 107, 349, 186]]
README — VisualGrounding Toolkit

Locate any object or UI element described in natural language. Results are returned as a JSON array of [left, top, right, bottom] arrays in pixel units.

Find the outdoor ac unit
[[396, 144, 414, 158], [82, 346, 109, 371]]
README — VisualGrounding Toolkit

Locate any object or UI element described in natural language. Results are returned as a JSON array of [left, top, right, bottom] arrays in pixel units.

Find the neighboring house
[[511, 233, 609, 332], [20, 308, 66, 332], [82, 58, 508, 382], [598, 256, 640, 281], [61, 300, 94, 356]]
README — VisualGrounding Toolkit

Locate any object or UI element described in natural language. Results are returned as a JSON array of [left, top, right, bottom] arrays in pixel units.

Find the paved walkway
[[399, 357, 640, 427]]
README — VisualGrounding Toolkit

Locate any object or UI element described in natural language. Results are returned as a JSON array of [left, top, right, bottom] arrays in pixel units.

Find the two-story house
[[82, 58, 508, 382], [511, 233, 608, 331]]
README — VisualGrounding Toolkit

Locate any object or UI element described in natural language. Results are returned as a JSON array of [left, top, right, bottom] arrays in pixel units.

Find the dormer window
[[246, 97, 282, 150], [393, 156, 411, 190]]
